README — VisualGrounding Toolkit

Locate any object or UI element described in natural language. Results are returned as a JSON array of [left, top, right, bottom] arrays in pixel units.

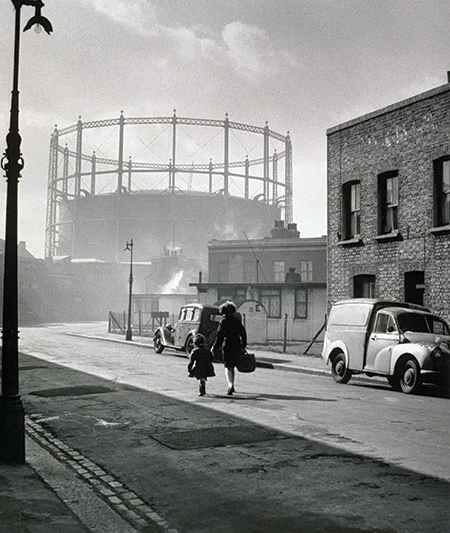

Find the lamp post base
[[125, 329, 132, 341], [0, 395, 25, 464]]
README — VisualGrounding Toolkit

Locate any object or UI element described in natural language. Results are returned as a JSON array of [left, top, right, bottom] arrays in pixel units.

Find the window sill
[[374, 230, 403, 242], [338, 237, 364, 247], [430, 225, 450, 235]]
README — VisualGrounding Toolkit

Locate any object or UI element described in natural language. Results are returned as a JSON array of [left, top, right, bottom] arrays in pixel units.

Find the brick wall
[[327, 83, 450, 322]]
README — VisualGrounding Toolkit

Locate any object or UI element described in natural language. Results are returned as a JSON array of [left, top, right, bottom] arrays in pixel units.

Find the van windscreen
[[329, 304, 371, 326]]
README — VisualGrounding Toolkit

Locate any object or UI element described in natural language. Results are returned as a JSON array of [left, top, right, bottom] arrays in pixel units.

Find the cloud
[[222, 21, 295, 80], [83, 0, 157, 34], [81, 1, 294, 82]]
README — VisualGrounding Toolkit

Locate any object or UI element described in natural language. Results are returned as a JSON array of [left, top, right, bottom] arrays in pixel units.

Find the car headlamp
[[431, 346, 443, 359]]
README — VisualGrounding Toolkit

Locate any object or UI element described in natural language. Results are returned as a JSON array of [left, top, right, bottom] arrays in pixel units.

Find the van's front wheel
[[399, 358, 421, 394], [331, 352, 352, 384]]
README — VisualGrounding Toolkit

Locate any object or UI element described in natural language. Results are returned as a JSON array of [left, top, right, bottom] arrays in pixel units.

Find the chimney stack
[[447, 71, 450, 83]]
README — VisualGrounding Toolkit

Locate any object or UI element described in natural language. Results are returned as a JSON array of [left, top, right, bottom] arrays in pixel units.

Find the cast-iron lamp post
[[125, 239, 133, 341], [0, 0, 52, 464]]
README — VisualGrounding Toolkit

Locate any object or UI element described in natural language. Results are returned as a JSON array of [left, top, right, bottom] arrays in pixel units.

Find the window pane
[[386, 176, 398, 207], [351, 183, 360, 211], [351, 212, 360, 237], [273, 261, 285, 282], [388, 316, 397, 332], [300, 261, 313, 282], [295, 289, 307, 318], [218, 289, 233, 301], [443, 161, 450, 224], [261, 289, 281, 318], [385, 206, 398, 232], [234, 288, 246, 301], [386, 176, 398, 206], [375, 313, 389, 333], [344, 181, 360, 239], [443, 161, 450, 192], [444, 195, 450, 225]]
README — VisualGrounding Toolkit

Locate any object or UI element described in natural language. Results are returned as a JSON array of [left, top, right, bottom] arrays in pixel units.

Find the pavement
[[1, 323, 445, 533]]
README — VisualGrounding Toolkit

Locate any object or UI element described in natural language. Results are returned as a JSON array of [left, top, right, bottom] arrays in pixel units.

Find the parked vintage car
[[153, 303, 221, 356], [322, 299, 450, 394]]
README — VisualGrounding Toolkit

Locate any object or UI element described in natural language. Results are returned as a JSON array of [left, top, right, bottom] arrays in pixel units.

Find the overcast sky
[[0, 0, 449, 257]]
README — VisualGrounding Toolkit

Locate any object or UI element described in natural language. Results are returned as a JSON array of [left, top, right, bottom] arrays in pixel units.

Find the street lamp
[[125, 239, 133, 341], [0, 0, 52, 464]]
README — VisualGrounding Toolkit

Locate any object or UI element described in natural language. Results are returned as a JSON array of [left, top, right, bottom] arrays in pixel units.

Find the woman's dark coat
[[212, 315, 247, 369]]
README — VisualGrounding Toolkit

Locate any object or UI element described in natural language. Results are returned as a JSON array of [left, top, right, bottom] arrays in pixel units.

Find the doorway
[[404, 271, 425, 305]]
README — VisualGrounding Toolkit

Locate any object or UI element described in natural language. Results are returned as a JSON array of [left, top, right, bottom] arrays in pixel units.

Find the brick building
[[191, 221, 327, 343], [327, 80, 450, 322]]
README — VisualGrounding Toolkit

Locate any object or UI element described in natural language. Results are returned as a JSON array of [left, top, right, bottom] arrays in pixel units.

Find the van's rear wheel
[[331, 352, 352, 384], [399, 358, 420, 394]]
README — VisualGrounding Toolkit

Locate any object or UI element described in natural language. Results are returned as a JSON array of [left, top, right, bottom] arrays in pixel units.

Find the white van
[[322, 299, 450, 394]]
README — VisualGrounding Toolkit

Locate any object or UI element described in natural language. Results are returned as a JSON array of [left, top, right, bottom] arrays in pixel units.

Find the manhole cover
[[151, 425, 284, 450], [30, 385, 114, 398]]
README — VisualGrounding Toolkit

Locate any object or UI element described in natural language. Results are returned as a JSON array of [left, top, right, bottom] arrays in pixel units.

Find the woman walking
[[212, 301, 247, 396]]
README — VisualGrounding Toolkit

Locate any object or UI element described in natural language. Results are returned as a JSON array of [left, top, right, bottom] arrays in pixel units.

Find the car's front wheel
[[153, 332, 164, 354], [331, 352, 352, 384], [399, 358, 421, 394]]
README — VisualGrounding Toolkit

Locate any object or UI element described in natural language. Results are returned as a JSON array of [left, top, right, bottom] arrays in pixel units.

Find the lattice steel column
[[171, 110, 177, 191], [245, 155, 249, 199], [208, 159, 213, 193], [224, 114, 229, 194], [284, 132, 293, 223], [117, 111, 124, 191], [127, 157, 132, 191], [75, 116, 82, 196], [264, 122, 270, 202], [272, 149, 278, 201], [90, 151, 96, 195], [62, 144, 69, 195], [44, 126, 59, 258]]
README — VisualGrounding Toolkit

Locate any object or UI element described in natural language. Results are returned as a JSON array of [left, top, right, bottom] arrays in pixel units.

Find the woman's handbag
[[236, 349, 256, 373]]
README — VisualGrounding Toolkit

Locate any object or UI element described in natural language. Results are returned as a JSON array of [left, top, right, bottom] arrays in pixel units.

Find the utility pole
[[125, 239, 133, 341], [0, 0, 52, 464]]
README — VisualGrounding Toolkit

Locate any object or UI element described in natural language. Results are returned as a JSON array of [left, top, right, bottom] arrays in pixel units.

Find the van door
[[364, 311, 399, 373]]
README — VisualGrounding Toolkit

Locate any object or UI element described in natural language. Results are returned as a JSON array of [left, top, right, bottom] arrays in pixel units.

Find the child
[[188, 333, 215, 396]]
